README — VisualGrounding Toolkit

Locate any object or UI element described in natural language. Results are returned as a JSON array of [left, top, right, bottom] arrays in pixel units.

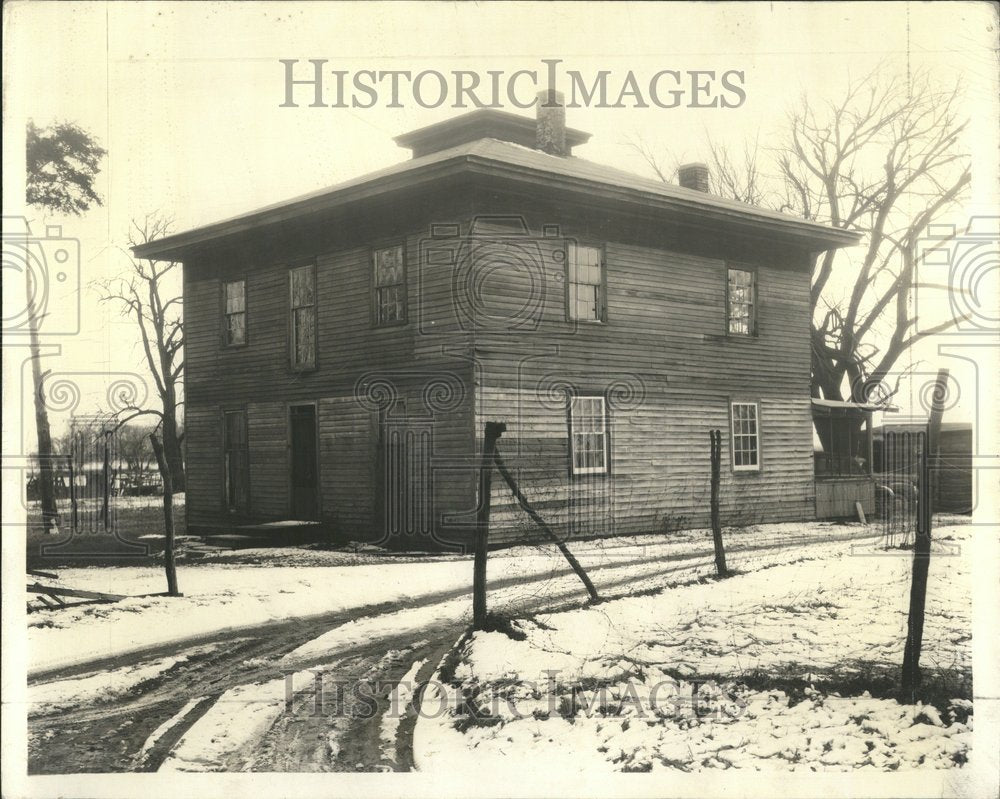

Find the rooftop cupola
[[394, 96, 591, 159]]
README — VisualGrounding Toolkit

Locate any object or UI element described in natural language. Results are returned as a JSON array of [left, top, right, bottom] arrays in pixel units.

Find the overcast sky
[[3, 1, 997, 442]]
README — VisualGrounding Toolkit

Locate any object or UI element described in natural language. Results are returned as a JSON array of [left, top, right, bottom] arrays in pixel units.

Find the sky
[[2, 1, 998, 445]]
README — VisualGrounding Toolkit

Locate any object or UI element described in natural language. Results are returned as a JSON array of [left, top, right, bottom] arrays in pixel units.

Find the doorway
[[289, 404, 319, 519]]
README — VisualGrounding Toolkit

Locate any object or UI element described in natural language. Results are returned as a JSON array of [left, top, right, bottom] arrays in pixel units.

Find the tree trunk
[[149, 432, 179, 596], [27, 270, 58, 534], [162, 410, 186, 492]]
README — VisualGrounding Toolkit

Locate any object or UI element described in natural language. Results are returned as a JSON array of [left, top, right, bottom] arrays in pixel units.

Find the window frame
[[565, 242, 607, 324], [726, 265, 757, 337], [568, 394, 611, 477], [221, 277, 248, 348], [371, 242, 408, 328], [221, 406, 249, 513], [729, 400, 762, 473], [288, 262, 318, 372]]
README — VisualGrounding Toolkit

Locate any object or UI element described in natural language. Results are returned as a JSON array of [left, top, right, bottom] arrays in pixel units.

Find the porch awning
[[811, 398, 888, 413]]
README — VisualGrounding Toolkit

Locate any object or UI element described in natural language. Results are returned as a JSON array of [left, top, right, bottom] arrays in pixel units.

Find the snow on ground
[[28, 520, 877, 674], [28, 643, 225, 714], [380, 657, 427, 764], [414, 523, 973, 774], [158, 675, 294, 772]]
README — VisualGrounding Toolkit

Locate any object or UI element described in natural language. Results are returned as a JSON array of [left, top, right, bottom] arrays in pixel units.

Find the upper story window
[[567, 244, 605, 323], [373, 244, 406, 325], [289, 264, 316, 370], [223, 280, 246, 346], [727, 267, 756, 335], [569, 395, 609, 475], [731, 401, 760, 472]]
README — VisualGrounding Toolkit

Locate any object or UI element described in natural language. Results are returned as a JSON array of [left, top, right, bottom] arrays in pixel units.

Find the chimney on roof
[[536, 89, 568, 156], [678, 163, 711, 193]]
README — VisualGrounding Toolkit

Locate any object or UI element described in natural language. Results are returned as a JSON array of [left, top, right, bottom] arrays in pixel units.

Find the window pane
[[378, 285, 404, 323], [290, 267, 314, 308], [570, 397, 607, 473], [731, 403, 759, 469], [225, 281, 245, 313], [294, 307, 315, 366], [227, 312, 246, 345], [375, 245, 404, 287], [568, 246, 603, 321], [728, 268, 755, 334]]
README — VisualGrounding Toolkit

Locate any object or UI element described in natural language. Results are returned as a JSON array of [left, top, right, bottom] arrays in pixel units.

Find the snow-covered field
[[415, 524, 973, 773], [28, 521, 877, 674]]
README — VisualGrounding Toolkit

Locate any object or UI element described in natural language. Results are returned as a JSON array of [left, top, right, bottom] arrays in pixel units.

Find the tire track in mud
[[27, 529, 881, 773]]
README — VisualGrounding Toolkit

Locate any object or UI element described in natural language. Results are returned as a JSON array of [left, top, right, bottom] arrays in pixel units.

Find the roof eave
[[132, 152, 860, 260]]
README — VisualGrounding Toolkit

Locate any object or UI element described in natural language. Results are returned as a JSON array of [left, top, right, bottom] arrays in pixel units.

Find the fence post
[[67, 452, 78, 534], [710, 429, 728, 576], [901, 368, 948, 697], [102, 431, 111, 532], [473, 421, 506, 630]]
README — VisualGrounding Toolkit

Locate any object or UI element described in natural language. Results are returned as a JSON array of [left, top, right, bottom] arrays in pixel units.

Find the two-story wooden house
[[134, 93, 859, 549]]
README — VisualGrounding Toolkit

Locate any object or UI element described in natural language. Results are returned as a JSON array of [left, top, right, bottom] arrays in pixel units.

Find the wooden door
[[290, 404, 319, 519]]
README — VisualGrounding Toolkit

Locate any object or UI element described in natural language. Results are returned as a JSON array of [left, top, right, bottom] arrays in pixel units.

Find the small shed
[[812, 398, 878, 519], [873, 422, 972, 514]]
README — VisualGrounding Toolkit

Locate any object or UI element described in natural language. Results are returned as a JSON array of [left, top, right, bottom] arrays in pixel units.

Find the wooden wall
[[459, 201, 819, 544], [181, 176, 824, 546], [181, 184, 478, 543]]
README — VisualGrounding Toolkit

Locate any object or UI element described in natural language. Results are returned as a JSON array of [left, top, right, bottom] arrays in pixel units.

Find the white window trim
[[289, 264, 317, 370], [566, 243, 606, 323], [727, 267, 756, 336], [730, 401, 761, 472], [222, 279, 247, 347], [569, 395, 609, 476]]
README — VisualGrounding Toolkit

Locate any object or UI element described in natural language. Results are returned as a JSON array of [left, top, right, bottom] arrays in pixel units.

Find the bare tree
[[25, 120, 107, 533], [628, 68, 970, 410], [98, 215, 185, 490]]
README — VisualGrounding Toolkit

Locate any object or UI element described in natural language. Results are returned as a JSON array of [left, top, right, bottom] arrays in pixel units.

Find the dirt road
[[27, 527, 880, 773]]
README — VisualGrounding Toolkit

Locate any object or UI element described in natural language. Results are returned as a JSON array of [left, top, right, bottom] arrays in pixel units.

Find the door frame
[[287, 401, 321, 520], [220, 405, 249, 516]]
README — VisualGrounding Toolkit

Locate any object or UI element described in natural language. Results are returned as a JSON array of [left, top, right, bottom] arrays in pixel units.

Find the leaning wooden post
[[492, 449, 601, 604], [709, 429, 728, 576], [901, 368, 948, 696], [149, 432, 180, 597], [473, 421, 506, 630]]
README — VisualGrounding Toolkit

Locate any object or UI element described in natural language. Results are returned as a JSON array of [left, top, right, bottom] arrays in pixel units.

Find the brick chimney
[[678, 163, 710, 193], [536, 89, 568, 156]]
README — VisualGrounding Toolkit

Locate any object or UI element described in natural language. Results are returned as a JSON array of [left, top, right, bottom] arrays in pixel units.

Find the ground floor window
[[569, 395, 609, 475], [731, 401, 760, 471], [223, 409, 249, 512]]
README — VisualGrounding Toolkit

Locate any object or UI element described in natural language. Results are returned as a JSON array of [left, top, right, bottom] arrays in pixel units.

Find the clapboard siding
[[465, 206, 816, 544], [183, 404, 223, 528], [181, 178, 822, 544]]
